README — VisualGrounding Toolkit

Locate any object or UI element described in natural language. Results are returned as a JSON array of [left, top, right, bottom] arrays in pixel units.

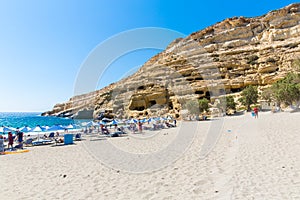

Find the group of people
[[3, 130, 24, 150]]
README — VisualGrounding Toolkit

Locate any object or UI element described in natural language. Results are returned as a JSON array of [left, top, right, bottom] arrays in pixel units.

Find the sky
[[0, 0, 296, 112]]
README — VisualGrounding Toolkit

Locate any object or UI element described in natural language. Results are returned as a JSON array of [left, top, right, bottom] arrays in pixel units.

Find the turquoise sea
[[0, 112, 79, 129]]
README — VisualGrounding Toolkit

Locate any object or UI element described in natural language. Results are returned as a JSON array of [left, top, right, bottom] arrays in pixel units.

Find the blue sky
[[0, 0, 296, 112]]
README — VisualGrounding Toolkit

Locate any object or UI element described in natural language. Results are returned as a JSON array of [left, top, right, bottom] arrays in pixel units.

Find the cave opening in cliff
[[168, 101, 173, 109], [149, 100, 156, 107], [231, 88, 242, 93], [195, 90, 205, 95], [137, 85, 145, 90], [195, 77, 203, 81], [136, 106, 145, 111], [205, 92, 211, 100]]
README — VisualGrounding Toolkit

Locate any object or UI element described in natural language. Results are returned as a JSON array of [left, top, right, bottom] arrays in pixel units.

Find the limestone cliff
[[42, 3, 300, 119]]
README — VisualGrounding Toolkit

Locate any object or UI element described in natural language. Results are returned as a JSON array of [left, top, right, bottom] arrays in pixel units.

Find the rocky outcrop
[[42, 3, 300, 119]]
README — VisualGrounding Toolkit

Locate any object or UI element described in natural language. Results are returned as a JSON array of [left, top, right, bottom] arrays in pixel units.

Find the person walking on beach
[[16, 131, 24, 149], [253, 107, 258, 118], [138, 121, 143, 133], [8, 132, 14, 150]]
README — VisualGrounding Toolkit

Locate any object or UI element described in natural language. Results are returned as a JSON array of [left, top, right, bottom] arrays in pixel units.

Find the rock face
[[42, 3, 300, 119]]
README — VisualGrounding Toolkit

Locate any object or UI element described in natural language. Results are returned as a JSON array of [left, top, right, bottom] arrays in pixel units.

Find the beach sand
[[1, 112, 299, 199]]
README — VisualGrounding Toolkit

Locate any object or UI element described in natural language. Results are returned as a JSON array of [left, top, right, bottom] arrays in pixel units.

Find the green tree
[[185, 99, 200, 115], [270, 73, 300, 107], [261, 87, 273, 103], [199, 98, 209, 113], [217, 96, 236, 113], [239, 85, 258, 111]]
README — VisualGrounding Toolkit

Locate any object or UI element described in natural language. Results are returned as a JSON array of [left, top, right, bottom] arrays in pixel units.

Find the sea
[[0, 112, 86, 130]]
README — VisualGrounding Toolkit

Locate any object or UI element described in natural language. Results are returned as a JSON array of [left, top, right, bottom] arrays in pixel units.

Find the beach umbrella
[[41, 125, 50, 131], [148, 118, 159, 123], [156, 117, 164, 121], [101, 118, 112, 122], [110, 119, 119, 125], [147, 118, 155, 123], [128, 118, 138, 124], [19, 126, 32, 132], [81, 122, 88, 126], [86, 121, 99, 127], [140, 118, 147, 123], [0, 126, 16, 133], [99, 120, 106, 125], [31, 125, 43, 141], [47, 125, 65, 131], [31, 126, 43, 132], [166, 116, 172, 120], [64, 124, 75, 129]]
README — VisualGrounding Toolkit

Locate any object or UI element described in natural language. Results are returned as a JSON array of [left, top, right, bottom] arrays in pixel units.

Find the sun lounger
[[24, 138, 33, 146], [32, 139, 54, 146], [48, 132, 55, 139]]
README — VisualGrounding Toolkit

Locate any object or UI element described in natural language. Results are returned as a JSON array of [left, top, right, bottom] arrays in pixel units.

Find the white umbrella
[[99, 120, 107, 125], [64, 124, 75, 129], [109, 120, 119, 125], [81, 122, 88, 126], [138, 118, 146, 123], [31, 126, 43, 141], [41, 126, 50, 131], [147, 118, 155, 123], [86, 121, 99, 127], [48, 125, 65, 131], [166, 116, 172, 120], [128, 118, 138, 124], [19, 126, 32, 132], [0, 126, 16, 133], [102, 118, 112, 122], [31, 126, 43, 132]]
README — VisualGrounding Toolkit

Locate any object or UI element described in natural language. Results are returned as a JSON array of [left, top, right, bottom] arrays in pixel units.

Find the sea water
[[0, 112, 83, 129]]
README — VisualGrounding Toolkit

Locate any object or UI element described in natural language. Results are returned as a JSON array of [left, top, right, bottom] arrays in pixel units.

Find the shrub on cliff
[[185, 99, 200, 115], [198, 98, 210, 113], [216, 96, 236, 113]]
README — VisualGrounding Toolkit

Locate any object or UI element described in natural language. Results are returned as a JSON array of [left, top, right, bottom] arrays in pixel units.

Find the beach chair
[[32, 139, 53, 146], [24, 138, 33, 146], [74, 133, 81, 141], [48, 132, 55, 139]]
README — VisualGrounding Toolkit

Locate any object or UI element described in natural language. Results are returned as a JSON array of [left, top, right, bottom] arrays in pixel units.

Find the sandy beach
[[1, 111, 300, 199]]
